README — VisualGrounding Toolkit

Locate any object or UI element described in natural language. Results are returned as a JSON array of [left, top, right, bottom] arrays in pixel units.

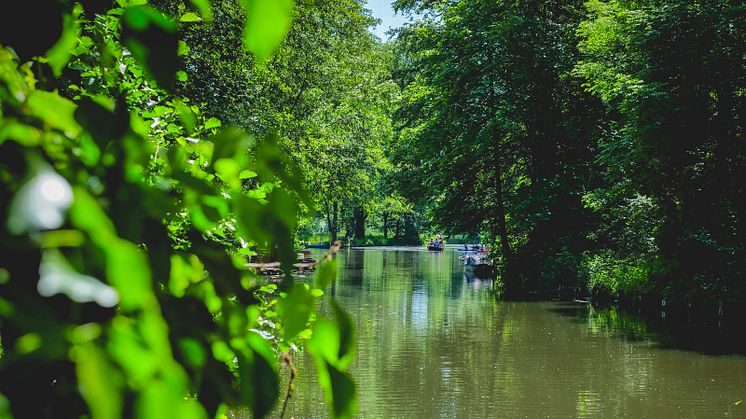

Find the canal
[[274, 246, 746, 418]]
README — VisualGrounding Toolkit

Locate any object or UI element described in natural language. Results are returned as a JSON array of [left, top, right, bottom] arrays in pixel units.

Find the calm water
[[276, 246, 746, 418]]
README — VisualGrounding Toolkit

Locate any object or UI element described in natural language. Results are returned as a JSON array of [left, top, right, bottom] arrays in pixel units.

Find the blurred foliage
[[0, 0, 356, 418]]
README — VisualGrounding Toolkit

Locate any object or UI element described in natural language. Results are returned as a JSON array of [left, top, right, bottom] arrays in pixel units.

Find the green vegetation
[[390, 0, 745, 308], [1, 0, 365, 417], [1, 0, 744, 416]]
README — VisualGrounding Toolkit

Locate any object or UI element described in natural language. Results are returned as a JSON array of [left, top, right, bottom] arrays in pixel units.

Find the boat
[[247, 250, 319, 276], [462, 254, 476, 266], [426, 234, 446, 251], [462, 253, 493, 278], [457, 244, 482, 252], [305, 242, 330, 249]]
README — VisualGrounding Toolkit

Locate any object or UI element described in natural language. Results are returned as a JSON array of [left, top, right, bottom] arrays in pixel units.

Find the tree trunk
[[492, 137, 514, 293], [394, 217, 401, 239], [382, 211, 389, 238], [326, 202, 338, 244], [354, 207, 366, 239]]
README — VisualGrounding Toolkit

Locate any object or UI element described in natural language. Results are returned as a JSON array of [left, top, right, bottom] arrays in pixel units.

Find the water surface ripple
[[277, 247, 746, 418]]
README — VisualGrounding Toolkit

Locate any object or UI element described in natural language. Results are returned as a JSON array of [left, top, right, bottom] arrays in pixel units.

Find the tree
[[391, 0, 601, 296], [575, 0, 746, 306], [155, 0, 398, 245], [0, 1, 358, 417]]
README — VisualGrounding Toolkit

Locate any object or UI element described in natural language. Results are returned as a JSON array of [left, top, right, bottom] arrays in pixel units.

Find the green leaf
[[315, 258, 337, 289], [326, 360, 357, 419], [69, 188, 152, 310], [204, 117, 222, 129], [0, 119, 42, 146], [175, 100, 196, 133], [237, 335, 279, 419], [176, 71, 188, 81], [254, 135, 311, 206], [25, 91, 81, 136], [46, 9, 81, 76], [69, 187, 116, 239], [177, 40, 190, 56], [308, 319, 357, 418], [178, 338, 207, 369], [239, 169, 257, 179], [240, 0, 295, 63], [108, 317, 159, 386], [179, 12, 201, 22], [73, 343, 123, 419], [106, 241, 152, 311], [188, 0, 213, 21], [331, 299, 354, 365], [278, 284, 314, 340], [308, 319, 339, 364]]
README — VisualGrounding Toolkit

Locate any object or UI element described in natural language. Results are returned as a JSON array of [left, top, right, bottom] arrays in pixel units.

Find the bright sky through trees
[[365, 0, 409, 41]]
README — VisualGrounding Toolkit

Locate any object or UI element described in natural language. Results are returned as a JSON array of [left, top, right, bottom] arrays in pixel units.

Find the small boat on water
[[426, 235, 445, 251], [457, 244, 486, 252], [461, 253, 494, 278]]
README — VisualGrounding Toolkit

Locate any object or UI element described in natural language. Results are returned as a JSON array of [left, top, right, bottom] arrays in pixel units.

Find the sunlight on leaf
[[240, 0, 295, 63], [179, 12, 201, 23], [73, 343, 123, 419], [278, 284, 314, 340], [188, 0, 213, 21], [46, 8, 82, 76], [25, 90, 81, 137]]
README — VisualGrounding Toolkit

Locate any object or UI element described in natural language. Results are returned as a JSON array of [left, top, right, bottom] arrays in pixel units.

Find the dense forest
[[390, 0, 745, 311], [1, 0, 744, 417]]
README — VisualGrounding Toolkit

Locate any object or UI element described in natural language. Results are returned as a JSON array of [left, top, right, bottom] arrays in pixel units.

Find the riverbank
[[511, 283, 746, 355], [588, 288, 746, 355]]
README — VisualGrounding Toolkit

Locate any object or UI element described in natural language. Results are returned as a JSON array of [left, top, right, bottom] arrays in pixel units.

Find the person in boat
[[463, 243, 469, 250]]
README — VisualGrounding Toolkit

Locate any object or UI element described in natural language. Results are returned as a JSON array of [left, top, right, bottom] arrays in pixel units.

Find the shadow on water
[[276, 247, 746, 418], [548, 302, 746, 356]]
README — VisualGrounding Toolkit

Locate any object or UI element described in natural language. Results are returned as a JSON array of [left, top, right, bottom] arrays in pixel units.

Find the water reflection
[[275, 247, 746, 418]]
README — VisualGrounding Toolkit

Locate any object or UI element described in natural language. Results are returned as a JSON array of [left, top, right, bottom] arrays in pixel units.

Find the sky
[[364, 0, 413, 41]]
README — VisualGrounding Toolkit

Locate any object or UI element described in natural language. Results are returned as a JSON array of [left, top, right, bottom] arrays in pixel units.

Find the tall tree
[[391, 0, 601, 295], [576, 0, 746, 306]]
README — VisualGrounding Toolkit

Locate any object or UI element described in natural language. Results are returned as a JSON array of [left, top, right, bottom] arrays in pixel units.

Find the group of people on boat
[[427, 234, 445, 250], [462, 243, 488, 252]]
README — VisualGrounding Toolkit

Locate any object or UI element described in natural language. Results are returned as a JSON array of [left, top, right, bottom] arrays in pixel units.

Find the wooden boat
[[427, 244, 445, 251], [246, 255, 319, 275]]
